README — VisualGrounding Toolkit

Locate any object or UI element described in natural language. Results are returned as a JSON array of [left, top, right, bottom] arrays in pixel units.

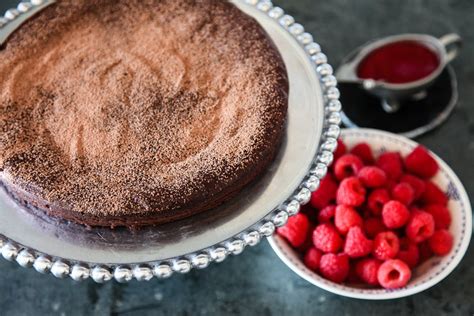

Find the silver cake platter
[[0, 0, 341, 282]]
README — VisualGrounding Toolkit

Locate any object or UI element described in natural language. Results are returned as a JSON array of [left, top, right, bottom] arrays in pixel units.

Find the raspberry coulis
[[357, 41, 440, 84]]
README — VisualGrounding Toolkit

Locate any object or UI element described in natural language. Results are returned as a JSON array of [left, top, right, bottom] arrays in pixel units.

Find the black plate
[[340, 66, 458, 138]]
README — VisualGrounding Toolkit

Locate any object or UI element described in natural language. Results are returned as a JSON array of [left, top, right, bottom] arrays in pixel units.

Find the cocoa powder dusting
[[0, 0, 288, 225]]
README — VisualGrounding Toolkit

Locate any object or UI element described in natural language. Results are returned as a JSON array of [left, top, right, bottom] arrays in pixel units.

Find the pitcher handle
[[439, 33, 462, 63]]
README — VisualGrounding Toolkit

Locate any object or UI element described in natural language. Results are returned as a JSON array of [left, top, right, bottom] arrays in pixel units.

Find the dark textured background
[[1, 0, 473, 315]]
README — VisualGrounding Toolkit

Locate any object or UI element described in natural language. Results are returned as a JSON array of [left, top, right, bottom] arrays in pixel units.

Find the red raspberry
[[428, 229, 453, 256], [318, 205, 336, 223], [377, 259, 412, 289], [334, 154, 364, 181], [406, 210, 435, 243], [344, 226, 373, 258], [391, 183, 415, 205], [336, 177, 366, 207], [418, 241, 434, 263], [319, 253, 350, 283], [312, 223, 343, 253], [364, 217, 386, 239], [405, 145, 439, 179], [420, 181, 448, 206], [334, 139, 347, 162], [347, 265, 361, 284], [310, 175, 338, 210], [277, 213, 310, 247], [382, 200, 410, 229], [397, 238, 420, 268], [357, 166, 387, 188], [376, 152, 403, 180], [425, 204, 452, 229], [367, 188, 390, 215], [350, 143, 375, 165], [361, 207, 372, 219], [384, 180, 398, 194], [335, 205, 363, 235], [296, 222, 316, 253], [400, 174, 426, 200], [410, 205, 424, 214], [296, 235, 314, 253], [373, 231, 400, 260], [304, 247, 323, 271], [355, 258, 382, 286]]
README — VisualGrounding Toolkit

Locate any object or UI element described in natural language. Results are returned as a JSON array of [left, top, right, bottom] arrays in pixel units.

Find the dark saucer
[[339, 66, 458, 138]]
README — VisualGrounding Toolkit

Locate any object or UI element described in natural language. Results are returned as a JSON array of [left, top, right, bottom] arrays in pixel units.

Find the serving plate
[[0, 0, 341, 282]]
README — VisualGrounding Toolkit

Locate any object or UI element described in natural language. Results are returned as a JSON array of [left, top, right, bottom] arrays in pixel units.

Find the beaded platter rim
[[0, 0, 341, 283]]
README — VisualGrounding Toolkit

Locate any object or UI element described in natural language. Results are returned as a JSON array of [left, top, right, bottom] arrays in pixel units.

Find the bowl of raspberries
[[269, 128, 471, 299]]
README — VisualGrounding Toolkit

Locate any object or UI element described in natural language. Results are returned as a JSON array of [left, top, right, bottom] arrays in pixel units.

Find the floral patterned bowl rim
[[268, 128, 472, 300]]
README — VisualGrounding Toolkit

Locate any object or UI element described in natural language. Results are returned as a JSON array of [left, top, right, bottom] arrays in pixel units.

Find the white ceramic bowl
[[268, 128, 472, 300]]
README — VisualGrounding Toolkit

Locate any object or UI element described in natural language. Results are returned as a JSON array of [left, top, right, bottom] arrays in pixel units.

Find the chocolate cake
[[0, 0, 288, 227]]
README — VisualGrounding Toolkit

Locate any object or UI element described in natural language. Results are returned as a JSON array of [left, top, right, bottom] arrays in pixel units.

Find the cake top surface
[[0, 0, 288, 219]]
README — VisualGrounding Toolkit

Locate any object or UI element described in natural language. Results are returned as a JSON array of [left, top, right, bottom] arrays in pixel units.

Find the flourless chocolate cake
[[0, 0, 288, 227]]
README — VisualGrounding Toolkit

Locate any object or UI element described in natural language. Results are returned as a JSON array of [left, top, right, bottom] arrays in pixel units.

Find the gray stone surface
[[0, 0, 473, 315]]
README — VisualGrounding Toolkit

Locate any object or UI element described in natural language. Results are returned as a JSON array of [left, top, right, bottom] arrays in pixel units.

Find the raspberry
[[376, 152, 403, 180], [418, 241, 434, 263], [312, 223, 343, 253], [296, 235, 314, 253], [425, 204, 452, 229], [420, 181, 448, 206], [377, 259, 412, 289], [373, 231, 400, 260], [428, 229, 453, 256], [344, 226, 373, 258], [304, 247, 323, 271], [391, 183, 415, 205], [363, 217, 386, 239], [336, 177, 366, 207], [382, 200, 410, 229], [334, 154, 364, 181], [367, 188, 390, 215], [347, 265, 361, 284], [405, 145, 439, 179], [335, 205, 363, 235], [406, 210, 435, 243], [357, 166, 387, 188], [318, 205, 336, 223], [400, 174, 426, 200], [310, 175, 338, 209], [277, 213, 310, 247], [384, 179, 398, 191], [296, 222, 316, 253], [410, 206, 425, 215], [397, 238, 420, 268], [350, 143, 375, 165], [356, 258, 382, 286], [319, 253, 350, 283], [334, 139, 347, 162], [361, 207, 372, 219]]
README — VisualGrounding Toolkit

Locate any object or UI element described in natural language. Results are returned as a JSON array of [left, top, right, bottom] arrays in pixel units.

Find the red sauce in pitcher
[[357, 41, 440, 84]]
